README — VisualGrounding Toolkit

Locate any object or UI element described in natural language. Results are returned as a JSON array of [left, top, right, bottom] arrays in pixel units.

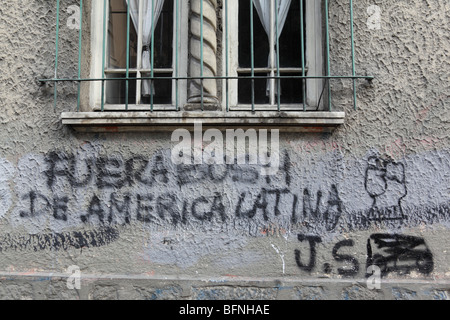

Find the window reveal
[[105, 0, 174, 106]]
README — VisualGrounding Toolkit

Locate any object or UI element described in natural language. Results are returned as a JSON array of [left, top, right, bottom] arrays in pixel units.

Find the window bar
[[151, 0, 155, 112], [269, 0, 275, 107], [225, 0, 229, 112], [275, 0, 281, 112], [300, 0, 306, 112], [349, 0, 357, 110], [76, 0, 83, 112], [175, 0, 180, 111], [325, 0, 332, 111], [136, 0, 145, 105], [53, 0, 61, 110], [101, 0, 108, 111], [200, 0, 204, 111], [250, 0, 255, 112], [125, 1, 131, 111]]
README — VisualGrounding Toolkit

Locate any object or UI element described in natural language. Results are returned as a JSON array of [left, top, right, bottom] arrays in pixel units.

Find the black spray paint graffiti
[[236, 188, 290, 221], [176, 152, 292, 186], [45, 152, 171, 190], [295, 233, 433, 278], [345, 201, 450, 234], [11, 150, 450, 249], [331, 239, 360, 277], [0, 227, 119, 252], [366, 234, 434, 277], [18, 186, 343, 230], [365, 156, 407, 221], [44, 151, 292, 190], [17, 150, 347, 231], [19, 191, 69, 221], [294, 235, 322, 272], [299, 184, 342, 231], [295, 234, 359, 277]]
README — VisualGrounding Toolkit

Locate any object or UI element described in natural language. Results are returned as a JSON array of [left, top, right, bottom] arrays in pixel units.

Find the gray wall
[[0, 0, 448, 300]]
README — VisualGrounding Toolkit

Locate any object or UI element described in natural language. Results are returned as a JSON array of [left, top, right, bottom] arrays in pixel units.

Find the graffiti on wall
[[0, 227, 119, 252], [365, 156, 407, 221], [366, 234, 434, 277], [0, 146, 447, 279], [14, 150, 344, 231]]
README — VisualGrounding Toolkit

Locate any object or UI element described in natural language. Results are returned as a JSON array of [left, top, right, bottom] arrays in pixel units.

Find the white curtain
[[253, 0, 292, 95], [127, 0, 165, 96]]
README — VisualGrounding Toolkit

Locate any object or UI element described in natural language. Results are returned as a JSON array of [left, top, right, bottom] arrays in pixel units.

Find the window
[[225, 0, 324, 110], [89, 0, 189, 111], [91, 0, 323, 112], [48, 0, 372, 131]]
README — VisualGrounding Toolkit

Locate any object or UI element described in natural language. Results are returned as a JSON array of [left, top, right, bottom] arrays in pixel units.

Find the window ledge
[[61, 111, 345, 133]]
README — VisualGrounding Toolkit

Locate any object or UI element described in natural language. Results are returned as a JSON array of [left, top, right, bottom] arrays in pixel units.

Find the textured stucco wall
[[0, 0, 448, 300]]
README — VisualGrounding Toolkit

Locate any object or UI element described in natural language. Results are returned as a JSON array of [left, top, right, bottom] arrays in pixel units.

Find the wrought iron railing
[[40, 0, 374, 113]]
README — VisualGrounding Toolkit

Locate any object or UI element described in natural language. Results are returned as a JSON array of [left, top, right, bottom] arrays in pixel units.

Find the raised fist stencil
[[365, 156, 407, 221]]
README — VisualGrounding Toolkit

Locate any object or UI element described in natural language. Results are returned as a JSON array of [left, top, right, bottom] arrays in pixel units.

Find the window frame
[[89, 0, 189, 111], [61, 0, 348, 132], [223, 0, 325, 111]]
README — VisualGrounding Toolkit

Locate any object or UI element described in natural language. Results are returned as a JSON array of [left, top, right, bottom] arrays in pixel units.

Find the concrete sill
[[61, 111, 346, 133]]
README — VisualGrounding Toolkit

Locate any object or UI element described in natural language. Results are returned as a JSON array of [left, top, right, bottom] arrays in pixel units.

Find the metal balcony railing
[[40, 0, 374, 114]]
